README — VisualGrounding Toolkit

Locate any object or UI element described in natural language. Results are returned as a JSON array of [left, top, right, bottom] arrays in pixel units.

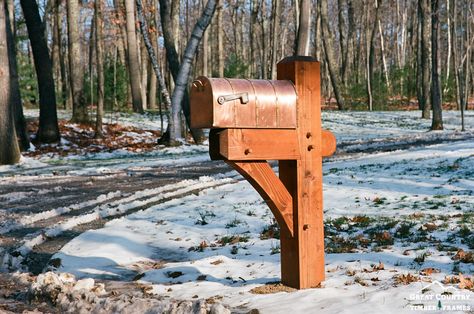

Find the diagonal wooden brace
[[226, 161, 294, 237]]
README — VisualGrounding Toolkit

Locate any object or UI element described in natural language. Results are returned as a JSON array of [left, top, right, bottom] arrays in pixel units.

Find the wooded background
[[0, 0, 473, 164]]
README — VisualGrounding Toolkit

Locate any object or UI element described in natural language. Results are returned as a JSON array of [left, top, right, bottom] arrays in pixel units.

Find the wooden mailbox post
[[190, 56, 336, 289]]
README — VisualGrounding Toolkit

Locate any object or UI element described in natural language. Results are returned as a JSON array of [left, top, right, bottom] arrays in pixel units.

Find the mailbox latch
[[217, 92, 249, 105]]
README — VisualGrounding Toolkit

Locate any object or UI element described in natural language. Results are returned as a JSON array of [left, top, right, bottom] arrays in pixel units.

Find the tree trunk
[[320, 0, 345, 110], [158, 0, 213, 145], [51, 0, 60, 94], [365, 0, 373, 110], [6, 0, 29, 151], [140, 35, 148, 110], [51, 0, 62, 106], [457, 1, 472, 130], [125, 0, 144, 113], [136, 0, 171, 114], [95, 0, 104, 138], [250, 0, 259, 77], [67, 0, 88, 122], [57, 2, 69, 109], [337, 0, 346, 76], [416, 2, 423, 110], [202, 9, 209, 76], [345, 0, 355, 86], [0, 0, 20, 164], [88, 14, 95, 110], [430, 0, 442, 130], [462, 10, 471, 115], [217, 0, 224, 77], [420, 0, 431, 119], [452, 0, 460, 110], [171, 0, 180, 58], [159, 0, 216, 144], [367, 0, 380, 111], [378, 13, 390, 89], [260, 0, 268, 79], [270, 0, 281, 79], [170, 0, 216, 143], [337, 0, 349, 86], [20, 0, 60, 143], [295, 0, 310, 55], [444, 0, 451, 94], [148, 53, 157, 109]]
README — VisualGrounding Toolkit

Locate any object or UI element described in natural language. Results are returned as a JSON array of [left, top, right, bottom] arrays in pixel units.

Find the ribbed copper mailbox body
[[190, 76, 297, 129]]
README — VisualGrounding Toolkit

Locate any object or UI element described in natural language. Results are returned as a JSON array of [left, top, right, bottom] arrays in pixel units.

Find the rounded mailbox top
[[190, 77, 297, 129]]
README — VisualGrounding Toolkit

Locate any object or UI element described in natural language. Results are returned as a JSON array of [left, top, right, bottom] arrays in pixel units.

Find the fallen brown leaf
[[459, 274, 474, 290], [394, 273, 420, 285], [420, 268, 441, 276]]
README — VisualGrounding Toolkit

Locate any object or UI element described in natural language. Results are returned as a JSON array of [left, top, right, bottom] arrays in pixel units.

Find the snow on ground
[[42, 110, 474, 313], [24, 109, 168, 132], [323, 110, 474, 142], [0, 143, 209, 178]]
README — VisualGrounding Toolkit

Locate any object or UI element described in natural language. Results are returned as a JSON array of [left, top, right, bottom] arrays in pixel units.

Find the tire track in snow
[[1, 172, 240, 273], [0, 150, 209, 177]]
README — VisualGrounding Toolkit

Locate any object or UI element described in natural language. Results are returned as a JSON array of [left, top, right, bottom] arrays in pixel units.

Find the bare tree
[[158, 0, 216, 145], [140, 35, 148, 109], [51, 0, 62, 105], [136, 0, 172, 114], [56, 0, 69, 109], [337, 0, 349, 86], [67, 0, 88, 122], [147, 40, 158, 109], [0, 0, 20, 164], [202, 0, 209, 76], [217, 0, 224, 77], [6, 0, 29, 151], [366, 0, 381, 111], [416, 1, 423, 110], [259, 0, 269, 79], [20, 0, 60, 143], [295, 0, 310, 55], [125, 0, 144, 113], [430, 0, 443, 130], [250, 0, 259, 77], [453, 0, 472, 131], [270, 0, 281, 79], [95, 0, 105, 138], [420, 0, 431, 119], [378, 4, 390, 90], [320, 0, 345, 110]]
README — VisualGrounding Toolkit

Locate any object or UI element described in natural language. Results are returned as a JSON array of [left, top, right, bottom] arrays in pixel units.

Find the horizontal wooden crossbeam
[[217, 129, 337, 160], [220, 129, 299, 160]]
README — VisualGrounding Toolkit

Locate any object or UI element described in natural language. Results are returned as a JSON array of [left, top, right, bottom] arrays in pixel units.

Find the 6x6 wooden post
[[190, 56, 336, 289], [277, 56, 325, 289]]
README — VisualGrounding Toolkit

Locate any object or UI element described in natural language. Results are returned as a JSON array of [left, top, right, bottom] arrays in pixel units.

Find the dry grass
[[250, 283, 297, 294]]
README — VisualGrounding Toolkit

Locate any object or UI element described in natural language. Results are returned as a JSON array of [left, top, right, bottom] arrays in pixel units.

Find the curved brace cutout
[[226, 161, 294, 237]]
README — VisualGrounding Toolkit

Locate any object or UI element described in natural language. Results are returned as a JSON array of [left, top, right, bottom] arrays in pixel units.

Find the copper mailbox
[[190, 77, 297, 129]]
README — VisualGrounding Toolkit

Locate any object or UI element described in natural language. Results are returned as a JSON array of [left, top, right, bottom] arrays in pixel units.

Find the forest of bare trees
[[1, 0, 473, 163]]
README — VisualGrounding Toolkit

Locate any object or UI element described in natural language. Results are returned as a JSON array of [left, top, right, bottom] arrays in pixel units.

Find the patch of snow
[[54, 139, 474, 313]]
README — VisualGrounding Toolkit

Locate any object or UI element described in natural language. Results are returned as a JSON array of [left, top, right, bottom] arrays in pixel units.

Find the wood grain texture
[[219, 129, 300, 160], [227, 161, 294, 237], [277, 56, 325, 289], [321, 130, 337, 157]]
